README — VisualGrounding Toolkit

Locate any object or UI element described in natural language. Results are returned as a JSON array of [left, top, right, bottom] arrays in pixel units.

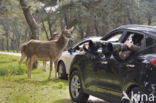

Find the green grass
[[0, 54, 73, 103], [0, 54, 27, 76], [2, 50, 20, 53]]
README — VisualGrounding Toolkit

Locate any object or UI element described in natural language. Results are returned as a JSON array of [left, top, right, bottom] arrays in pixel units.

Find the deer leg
[[42, 61, 47, 72], [54, 60, 58, 78], [27, 57, 32, 79], [19, 54, 26, 65], [25, 58, 28, 66], [49, 59, 53, 79]]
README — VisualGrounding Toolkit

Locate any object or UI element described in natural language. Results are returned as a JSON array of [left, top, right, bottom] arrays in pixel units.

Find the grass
[[0, 54, 73, 103], [0, 54, 27, 76], [2, 50, 20, 53]]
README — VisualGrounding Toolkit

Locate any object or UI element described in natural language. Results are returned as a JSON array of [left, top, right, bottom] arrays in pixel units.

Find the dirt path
[[0, 51, 21, 56]]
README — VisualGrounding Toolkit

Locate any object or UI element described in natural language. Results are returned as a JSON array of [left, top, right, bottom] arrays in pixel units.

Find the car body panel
[[57, 37, 102, 75], [69, 25, 156, 103]]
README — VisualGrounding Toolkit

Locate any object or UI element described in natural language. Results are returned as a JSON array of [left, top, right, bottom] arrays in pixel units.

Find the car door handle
[[101, 61, 108, 64], [126, 64, 135, 68]]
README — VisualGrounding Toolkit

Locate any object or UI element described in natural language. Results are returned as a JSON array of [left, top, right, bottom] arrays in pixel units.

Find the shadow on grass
[[54, 99, 106, 103]]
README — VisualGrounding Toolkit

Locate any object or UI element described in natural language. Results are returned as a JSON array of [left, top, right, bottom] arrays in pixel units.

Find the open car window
[[123, 32, 144, 47], [73, 40, 90, 52]]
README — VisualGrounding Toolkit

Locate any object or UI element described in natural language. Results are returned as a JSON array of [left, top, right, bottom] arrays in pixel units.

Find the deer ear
[[69, 26, 74, 32], [63, 26, 67, 31]]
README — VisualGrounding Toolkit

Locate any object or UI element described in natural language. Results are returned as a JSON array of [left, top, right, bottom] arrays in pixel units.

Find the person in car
[[119, 34, 144, 60]]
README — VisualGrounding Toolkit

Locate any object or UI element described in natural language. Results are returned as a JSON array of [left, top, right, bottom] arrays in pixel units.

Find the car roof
[[117, 25, 156, 36], [83, 36, 101, 41]]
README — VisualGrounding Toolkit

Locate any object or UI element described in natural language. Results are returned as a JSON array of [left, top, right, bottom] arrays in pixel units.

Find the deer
[[19, 32, 61, 72], [19, 26, 74, 79]]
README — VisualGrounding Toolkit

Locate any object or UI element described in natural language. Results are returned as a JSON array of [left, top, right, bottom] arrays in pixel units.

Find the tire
[[69, 70, 89, 103], [122, 87, 146, 103], [58, 61, 67, 80]]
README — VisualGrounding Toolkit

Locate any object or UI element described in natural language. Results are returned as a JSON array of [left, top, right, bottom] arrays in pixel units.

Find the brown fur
[[20, 32, 60, 72], [19, 27, 74, 79]]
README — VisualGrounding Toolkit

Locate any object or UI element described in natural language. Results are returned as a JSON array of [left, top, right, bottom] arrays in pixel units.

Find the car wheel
[[69, 70, 89, 103], [58, 61, 67, 80], [122, 87, 146, 103]]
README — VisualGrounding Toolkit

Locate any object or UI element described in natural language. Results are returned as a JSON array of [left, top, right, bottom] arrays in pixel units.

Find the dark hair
[[132, 34, 143, 45]]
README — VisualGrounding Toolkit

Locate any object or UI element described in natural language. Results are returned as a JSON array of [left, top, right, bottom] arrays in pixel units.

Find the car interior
[[117, 32, 144, 61], [123, 32, 144, 47]]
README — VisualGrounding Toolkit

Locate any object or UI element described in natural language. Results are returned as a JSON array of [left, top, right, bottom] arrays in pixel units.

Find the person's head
[[132, 34, 144, 46]]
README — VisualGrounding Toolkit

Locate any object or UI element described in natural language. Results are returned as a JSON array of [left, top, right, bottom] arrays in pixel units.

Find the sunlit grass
[[0, 54, 72, 103], [0, 54, 27, 76]]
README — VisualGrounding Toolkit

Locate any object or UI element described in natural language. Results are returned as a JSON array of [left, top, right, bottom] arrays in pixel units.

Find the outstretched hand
[[124, 41, 133, 48]]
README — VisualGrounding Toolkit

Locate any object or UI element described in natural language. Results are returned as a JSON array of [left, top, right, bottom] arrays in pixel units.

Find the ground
[[0, 53, 106, 103]]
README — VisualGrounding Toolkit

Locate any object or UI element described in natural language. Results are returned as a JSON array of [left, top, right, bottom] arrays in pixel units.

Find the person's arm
[[130, 44, 140, 51], [124, 41, 140, 51]]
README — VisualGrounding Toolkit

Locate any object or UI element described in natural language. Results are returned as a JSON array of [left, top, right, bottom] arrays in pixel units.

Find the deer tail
[[20, 43, 27, 55], [19, 43, 27, 65]]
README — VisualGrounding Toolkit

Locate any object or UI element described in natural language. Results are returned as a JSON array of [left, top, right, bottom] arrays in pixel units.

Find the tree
[[19, 0, 40, 39], [140, 0, 156, 25], [0, 0, 2, 11]]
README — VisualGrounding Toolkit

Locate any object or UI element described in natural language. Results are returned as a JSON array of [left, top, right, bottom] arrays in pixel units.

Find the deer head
[[62, 26, 74, 40]]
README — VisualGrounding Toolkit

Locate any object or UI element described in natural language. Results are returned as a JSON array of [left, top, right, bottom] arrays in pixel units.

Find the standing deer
[[19, 26, 74, 79], [19, 32, 60, 72]]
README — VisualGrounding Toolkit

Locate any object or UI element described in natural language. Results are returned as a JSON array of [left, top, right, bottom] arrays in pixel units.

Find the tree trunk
[[127, 10, 133, 24], [1, 22, 9, 51], [47, 18, 53, 37], [147, 16, 152, 25], [41, 20, 49, 40], [59, 15, 64, 30], [94, 20, 99, 36], [19, 0, 40, 39], [19, 0, 40, 68], [0, 0, 2, 7], [6, 32, 9, 51], [0, 38, 4, 50], [0, 0, 2, 12]]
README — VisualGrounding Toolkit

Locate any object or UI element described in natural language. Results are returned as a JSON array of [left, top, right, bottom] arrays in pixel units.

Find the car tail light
[[150, 59, 156, 68]]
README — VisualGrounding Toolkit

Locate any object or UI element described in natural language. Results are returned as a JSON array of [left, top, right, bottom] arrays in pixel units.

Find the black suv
[[69, 25, 156, 103]]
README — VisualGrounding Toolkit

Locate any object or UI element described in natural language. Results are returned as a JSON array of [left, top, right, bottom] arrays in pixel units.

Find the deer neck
[[56, 34, 69, 51]]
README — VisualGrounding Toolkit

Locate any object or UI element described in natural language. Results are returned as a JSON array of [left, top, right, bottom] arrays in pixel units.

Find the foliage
[[0, 0, 156, 51], [0, 54, 27, 76]]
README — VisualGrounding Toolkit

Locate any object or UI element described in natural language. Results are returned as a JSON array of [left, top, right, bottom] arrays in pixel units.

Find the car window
[[74, 41, 89, 52], [123, 32, 144, 47], [105, 33, 122, 42]]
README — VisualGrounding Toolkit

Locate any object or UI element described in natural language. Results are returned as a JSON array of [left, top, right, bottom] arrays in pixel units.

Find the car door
[[117, 31, 146, 88], [90, 30, 126, 100], [94, 31, 146, 100], [59, 41, 89, 74]]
